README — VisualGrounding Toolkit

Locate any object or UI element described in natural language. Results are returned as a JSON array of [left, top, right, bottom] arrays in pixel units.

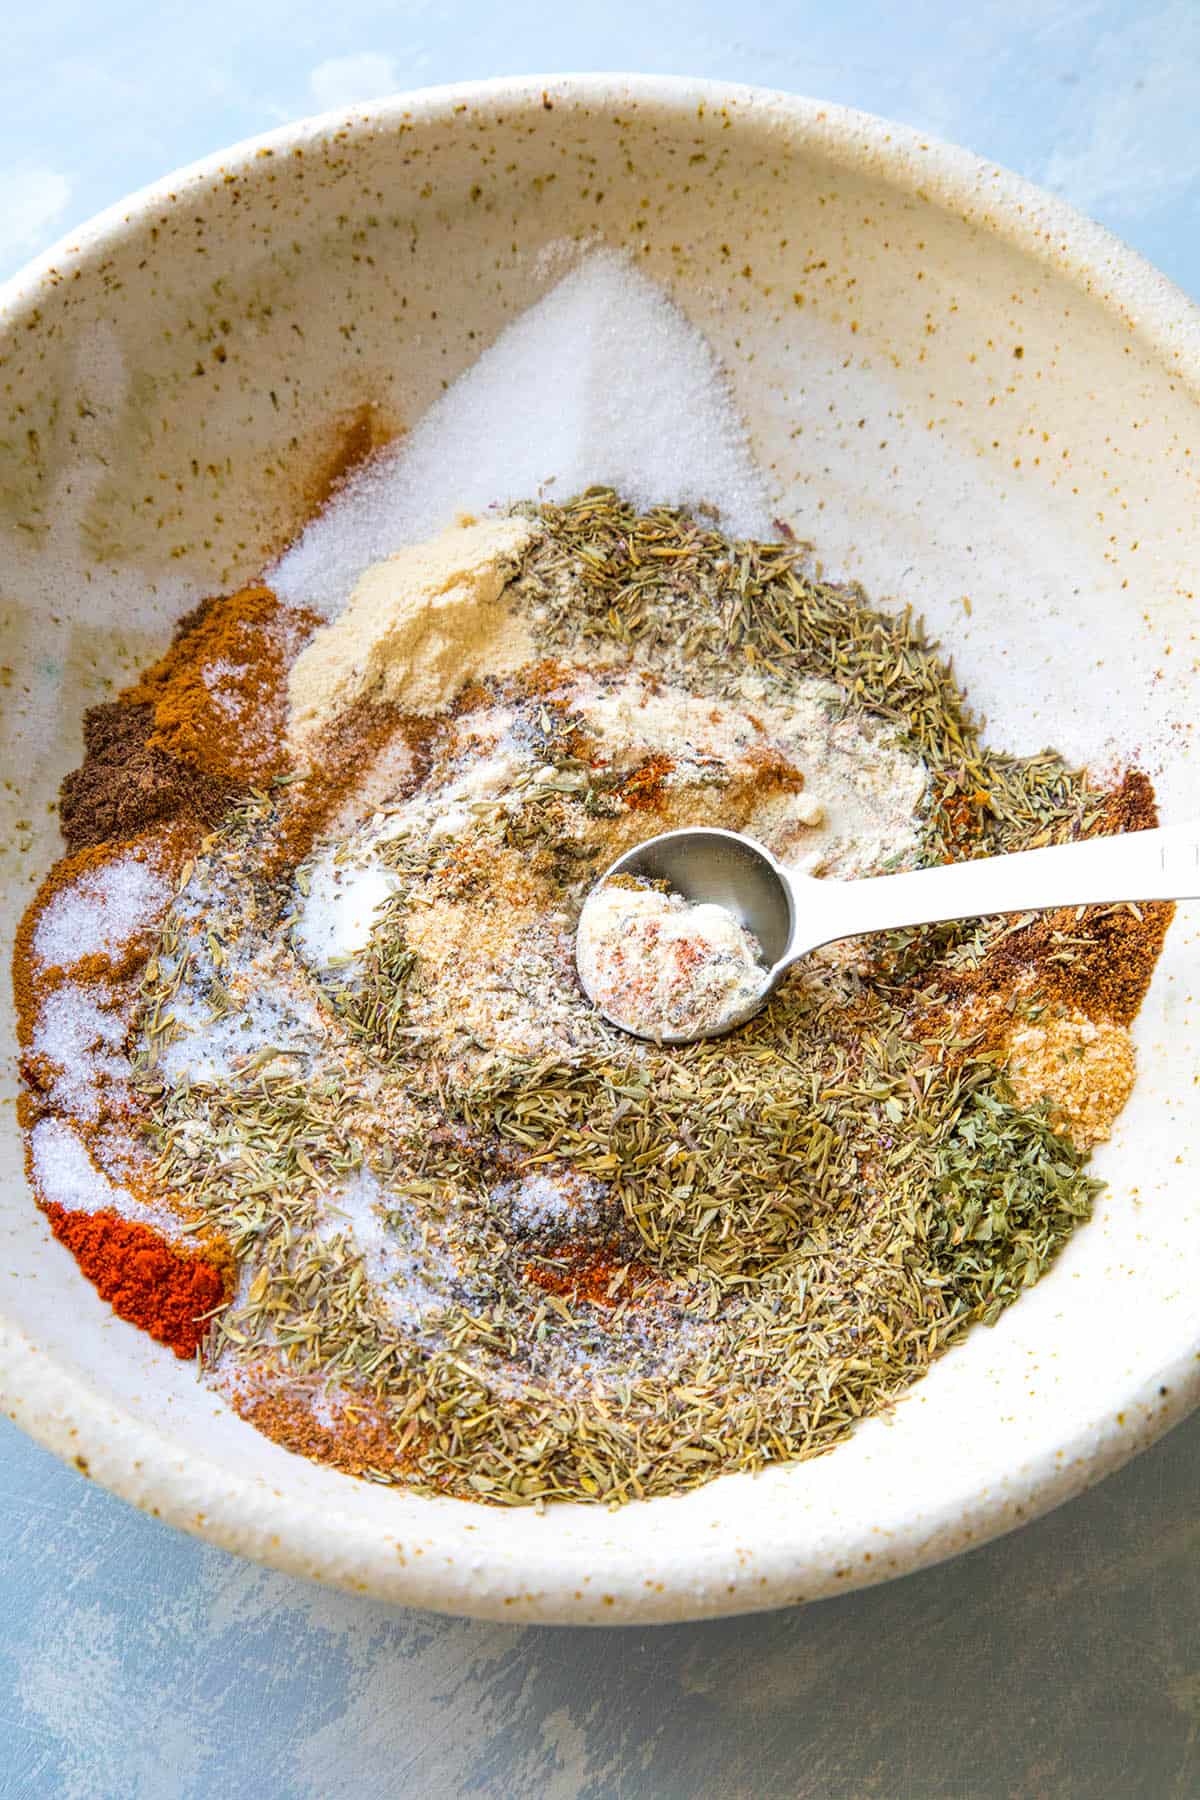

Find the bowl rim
[[4, 71, 1200, 1624]]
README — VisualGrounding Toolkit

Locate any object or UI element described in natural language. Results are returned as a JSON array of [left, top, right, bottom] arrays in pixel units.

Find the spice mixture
[[576, 879, 770, 1041], [14, 487, 1172, 1507]]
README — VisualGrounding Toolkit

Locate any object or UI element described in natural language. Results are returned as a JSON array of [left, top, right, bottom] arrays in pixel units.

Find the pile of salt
[[271, 249, 773, 618]]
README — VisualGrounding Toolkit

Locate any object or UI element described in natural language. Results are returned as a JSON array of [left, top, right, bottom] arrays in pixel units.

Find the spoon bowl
[[582, 820, 1200, 1043], [580, 828, 792, 1041], [602, 826, 796, 965]]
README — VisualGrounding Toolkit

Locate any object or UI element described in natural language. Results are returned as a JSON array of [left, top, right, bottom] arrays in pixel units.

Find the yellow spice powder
[[286, 515, 536, 746]]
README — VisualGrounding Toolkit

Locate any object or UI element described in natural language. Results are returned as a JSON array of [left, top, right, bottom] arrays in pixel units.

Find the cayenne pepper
[[524, 1242, 650, 1306], [42, 1204, 228, 1358]]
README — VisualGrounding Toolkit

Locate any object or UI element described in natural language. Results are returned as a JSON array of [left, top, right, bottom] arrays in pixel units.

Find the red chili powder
[[617, 753, 676, 811], [524, 1243, 646, 1308], [43, 1204, 228, 1358]]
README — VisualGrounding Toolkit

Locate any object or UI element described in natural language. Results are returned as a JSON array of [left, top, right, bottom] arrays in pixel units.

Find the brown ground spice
[[232, 1379, 418, 1480], [59, 702, 229, 854], [939, 770, 1172, 1028], [128, 585, 319, 787]]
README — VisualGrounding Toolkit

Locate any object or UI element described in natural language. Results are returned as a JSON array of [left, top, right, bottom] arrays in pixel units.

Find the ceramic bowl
[[2, 76, 1199, 1625]]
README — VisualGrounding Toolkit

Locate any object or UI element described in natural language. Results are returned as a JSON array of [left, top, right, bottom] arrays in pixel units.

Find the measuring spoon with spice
[[577, 823, 1200, 1044]]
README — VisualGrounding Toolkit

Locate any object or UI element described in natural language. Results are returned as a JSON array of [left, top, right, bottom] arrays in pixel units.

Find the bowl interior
[[2, 78, 1199, 1623]]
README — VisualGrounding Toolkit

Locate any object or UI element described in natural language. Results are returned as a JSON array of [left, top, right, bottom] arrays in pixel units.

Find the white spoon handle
[[791, 823, 1200, 958]]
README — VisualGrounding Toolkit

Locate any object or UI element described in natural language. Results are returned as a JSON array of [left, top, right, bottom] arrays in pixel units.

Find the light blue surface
[[5, 6, 1200, 1796], [5, 1, 1200, 298]]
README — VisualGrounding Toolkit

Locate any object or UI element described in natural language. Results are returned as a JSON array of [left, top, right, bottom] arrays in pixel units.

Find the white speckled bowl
[[3, 76, 1199, 1625]]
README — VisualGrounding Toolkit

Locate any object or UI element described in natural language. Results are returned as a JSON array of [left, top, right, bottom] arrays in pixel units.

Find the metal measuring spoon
[[577, 823, 1200, 1044]]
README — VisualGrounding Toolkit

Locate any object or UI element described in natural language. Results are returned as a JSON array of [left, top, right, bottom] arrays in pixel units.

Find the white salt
[[292, 854, 398, 969], [323, 1169, 455, 1333], [31, 1117, 137, 1214], [34, 858, 168, 967], [202, 657, 252, 719], [33, 983, 129, 1121], [271, 249, 773, 617], [203, 658, 250, 686], [308, 1386, 340, 1431], [156, 984, 322, 1086], [494, 1169, 607, 1233]]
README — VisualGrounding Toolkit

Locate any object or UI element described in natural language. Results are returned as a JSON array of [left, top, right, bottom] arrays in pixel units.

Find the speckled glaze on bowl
[[2, 76, 1199, 1625]]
